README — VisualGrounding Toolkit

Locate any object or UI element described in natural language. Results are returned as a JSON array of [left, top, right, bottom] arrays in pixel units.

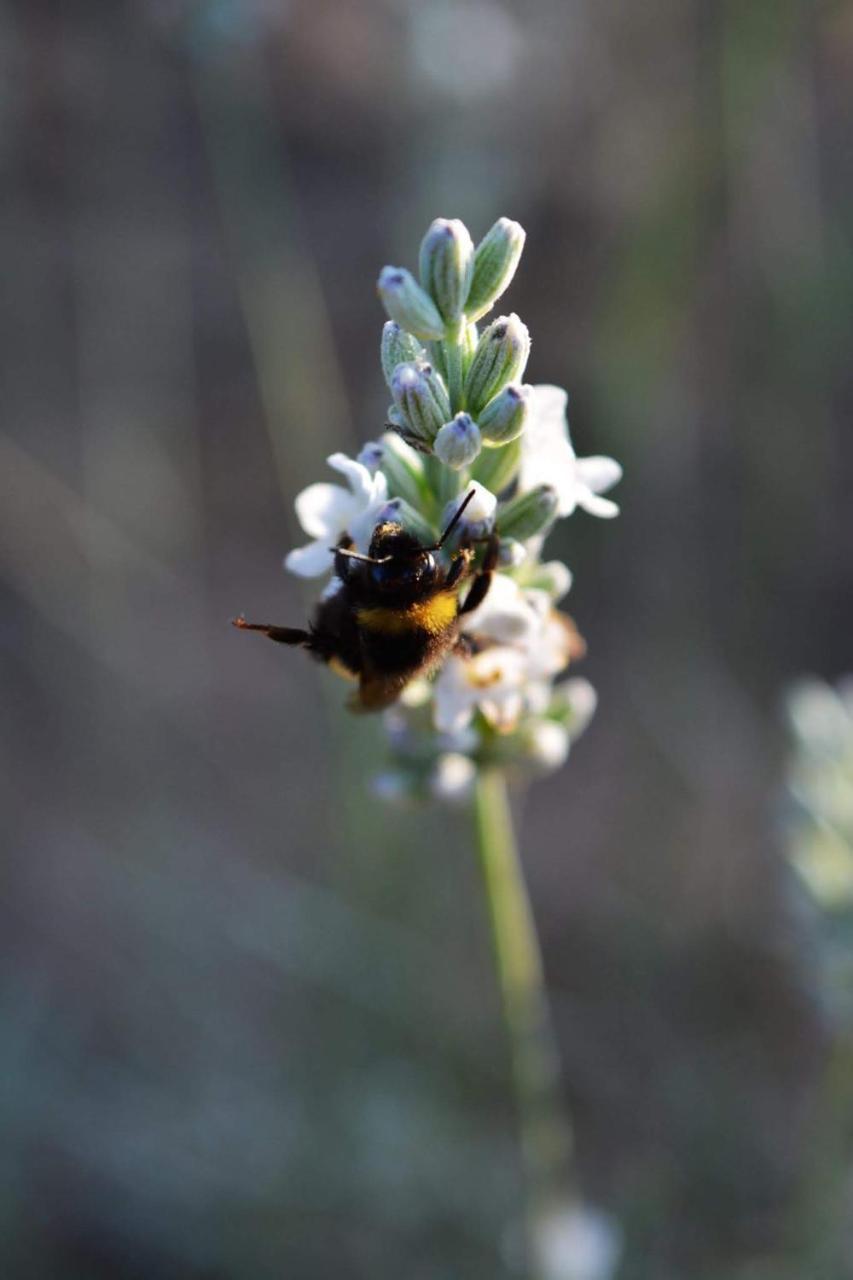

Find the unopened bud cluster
[[378, 217, 532, 471]]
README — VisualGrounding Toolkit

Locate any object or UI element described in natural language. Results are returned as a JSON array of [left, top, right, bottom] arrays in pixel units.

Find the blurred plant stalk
[[474, 769, 576, 1277]]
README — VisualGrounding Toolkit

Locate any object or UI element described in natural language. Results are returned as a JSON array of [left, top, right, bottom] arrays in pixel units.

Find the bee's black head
[[367, 523, 437, 597], [368, 521, 421, 559]]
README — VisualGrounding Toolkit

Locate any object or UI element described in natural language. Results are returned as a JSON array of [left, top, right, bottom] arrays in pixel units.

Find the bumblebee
[[233, 490, 498, 711]]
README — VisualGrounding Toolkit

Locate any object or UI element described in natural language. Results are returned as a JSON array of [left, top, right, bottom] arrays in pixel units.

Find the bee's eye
[[420, 551, 437, 580], [370, 551, 436, 591]]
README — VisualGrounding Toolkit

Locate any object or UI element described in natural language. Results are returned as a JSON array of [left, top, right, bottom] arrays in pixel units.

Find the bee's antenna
[[331, 548, 392, 565], [332, 490, 477, 565], [433, 489, 476, 550]]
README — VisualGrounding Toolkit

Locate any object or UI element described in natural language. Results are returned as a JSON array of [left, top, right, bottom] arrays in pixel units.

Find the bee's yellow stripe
[[357, 591, 458, 636]]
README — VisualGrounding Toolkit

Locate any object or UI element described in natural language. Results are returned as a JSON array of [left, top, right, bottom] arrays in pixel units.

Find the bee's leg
[[452, 632, 477, 657], [445, 546, 474, 591], [232, 617, 311, 646], [458, 532, 500, 616]]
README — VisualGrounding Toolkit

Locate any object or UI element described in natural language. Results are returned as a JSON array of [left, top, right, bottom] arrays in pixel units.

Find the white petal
[[541, 560, 573, 601], [577, 488, 620, 518], [320, 575, 344, 601], [786, 678, 851, 749], [432, 658, 477, 734], [520, 432, 578, 516], [467, 648, 530, 702], [481, 691, 525, 732], [399, 677, 431, 708], [533, 1203, 621, 1280], [349, 495, 390, 553], [459, 481, 497, 526], [327, 452, 376, 505], [525, 588, 552, 623], [463, 573, 538, 642], [432, 647, 528, 734], [434, 704, 475, 735], [529, 384, 569, 430], [284, 538, 335, 578], [357, 440, 384, 473], [523, 614, 577, 680], [575, 455, 622, 494], [559, 677, 598, 737], [294, 482, 354, 540], [525, 679, 554, 716]]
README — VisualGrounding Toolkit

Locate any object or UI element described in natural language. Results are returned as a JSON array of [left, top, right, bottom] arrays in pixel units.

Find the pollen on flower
[[470, 667, 505, 690]]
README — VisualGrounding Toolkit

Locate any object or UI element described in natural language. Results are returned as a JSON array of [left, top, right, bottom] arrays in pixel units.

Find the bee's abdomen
[[356, 591, 458, 638], [359, 623, 452, 677], [356, 592, 459, 677]]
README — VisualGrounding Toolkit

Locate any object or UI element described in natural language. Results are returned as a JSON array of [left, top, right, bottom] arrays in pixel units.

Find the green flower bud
[[426, 451, 465, 508], [461, 321, 479, 371], [377, 266, 445, 340], [390, 361, 451, 445], [470, 432, 522, 494], [497, 483, 558, 540], [463, 314, 530, 416], [433, 413, 482, 470], [465, 218, 526, 322], [432, 321, 474, 393], [379, 430, 428, 509], [380, 322, 425, 387], [478, 382, 531, 445], [418, 218, 474, 323]]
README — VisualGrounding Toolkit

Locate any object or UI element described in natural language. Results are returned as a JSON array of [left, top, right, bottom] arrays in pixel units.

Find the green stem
[[473, 769, 575, 1272], [443, 317, 465, 414]]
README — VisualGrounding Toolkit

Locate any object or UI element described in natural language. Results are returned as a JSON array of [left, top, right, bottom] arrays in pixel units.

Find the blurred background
[[2, 1, 853, 1276]]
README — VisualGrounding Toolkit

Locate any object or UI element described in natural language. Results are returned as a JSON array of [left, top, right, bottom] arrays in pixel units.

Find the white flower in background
[[786, 675, 853, 911], [520, 385, 622, 519], [285, 452, 389, 577], [787, 676, 853, 756], [532, 1203, 621, 1280]]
